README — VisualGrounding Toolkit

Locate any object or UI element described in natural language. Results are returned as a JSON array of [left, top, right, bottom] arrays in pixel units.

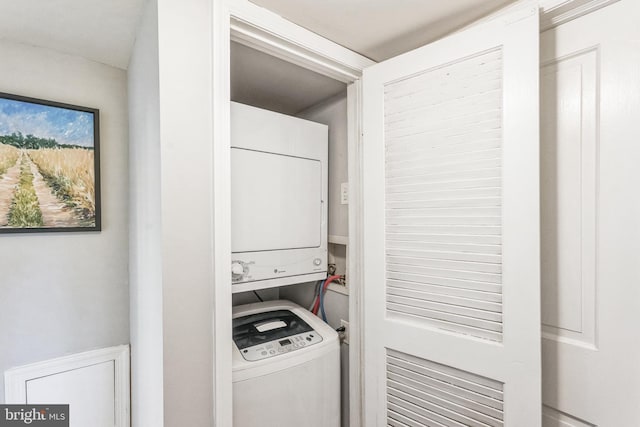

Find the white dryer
[[232, 300, 340, 427]]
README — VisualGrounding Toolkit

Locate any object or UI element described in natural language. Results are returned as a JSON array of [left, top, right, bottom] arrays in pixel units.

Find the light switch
[[341, 182, 348, 205]]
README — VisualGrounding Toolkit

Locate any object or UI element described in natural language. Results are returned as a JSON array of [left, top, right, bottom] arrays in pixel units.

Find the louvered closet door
[[362, 5, 541, 426]]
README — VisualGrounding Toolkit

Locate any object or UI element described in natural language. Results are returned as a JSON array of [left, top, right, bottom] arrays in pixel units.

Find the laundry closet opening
[[229, 39, 352, 427]]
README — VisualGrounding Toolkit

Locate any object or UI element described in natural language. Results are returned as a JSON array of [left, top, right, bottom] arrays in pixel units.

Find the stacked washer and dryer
[[230, 104, 339, 427]]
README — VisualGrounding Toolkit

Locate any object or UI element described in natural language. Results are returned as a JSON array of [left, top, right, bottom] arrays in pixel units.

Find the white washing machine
[[232, 300, 340, 427]]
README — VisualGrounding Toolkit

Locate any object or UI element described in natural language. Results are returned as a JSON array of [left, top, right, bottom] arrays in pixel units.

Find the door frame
[[212, 1, 374, 425]]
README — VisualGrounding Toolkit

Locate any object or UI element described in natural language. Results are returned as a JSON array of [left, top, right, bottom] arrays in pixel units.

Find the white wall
[[0, 40, 129, 403], [158, 0, 214, 424], [128, 0, 163, 426], [129, 0, 215, 425], [299, 93, 349, 238]]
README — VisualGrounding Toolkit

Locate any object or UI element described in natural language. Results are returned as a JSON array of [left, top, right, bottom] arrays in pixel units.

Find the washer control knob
[[313, 258, 322, 266]]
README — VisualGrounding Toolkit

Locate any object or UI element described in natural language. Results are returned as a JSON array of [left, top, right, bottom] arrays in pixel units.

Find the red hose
[[312, 275, 342, 315]]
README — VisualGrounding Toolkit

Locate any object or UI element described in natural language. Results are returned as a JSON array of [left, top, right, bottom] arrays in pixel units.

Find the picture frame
[[0, 92, 101, 233]]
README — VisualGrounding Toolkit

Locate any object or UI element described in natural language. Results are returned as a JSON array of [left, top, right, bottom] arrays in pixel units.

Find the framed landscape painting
[[0, 92, 100, 233]]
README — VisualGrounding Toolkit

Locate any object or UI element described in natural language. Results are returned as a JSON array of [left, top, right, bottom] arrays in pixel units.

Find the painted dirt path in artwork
[[0, 152, 22, 226], [26, 153, 83, 227], [0, 150, 84, 227]]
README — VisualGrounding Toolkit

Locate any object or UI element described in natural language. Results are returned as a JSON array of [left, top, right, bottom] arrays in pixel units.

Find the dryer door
[[231, 147, 323, 253]]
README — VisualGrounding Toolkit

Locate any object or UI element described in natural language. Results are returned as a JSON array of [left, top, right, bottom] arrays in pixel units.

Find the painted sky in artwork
[[0, 98, 94, 147]]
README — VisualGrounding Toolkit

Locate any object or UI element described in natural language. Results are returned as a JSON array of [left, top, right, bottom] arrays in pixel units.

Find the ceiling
[[231, 0, 516, 114], [231, 42, 346, 115], [0, 0, 515, 70], [249, 0, 516, 61], [0, 0, 147, 69]]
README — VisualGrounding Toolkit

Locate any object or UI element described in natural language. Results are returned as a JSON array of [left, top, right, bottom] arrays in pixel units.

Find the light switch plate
[[340, 182, 348, 204]]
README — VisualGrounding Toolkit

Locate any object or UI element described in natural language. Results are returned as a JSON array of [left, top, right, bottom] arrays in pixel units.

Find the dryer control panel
[[232, 309, 324, 362]]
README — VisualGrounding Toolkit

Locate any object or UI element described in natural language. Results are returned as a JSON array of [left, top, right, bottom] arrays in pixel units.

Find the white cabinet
[[4, 346, 130, 427]]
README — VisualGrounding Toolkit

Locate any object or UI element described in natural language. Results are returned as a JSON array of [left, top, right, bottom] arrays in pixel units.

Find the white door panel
[[541, 48, 598, 348], [540, 0, 640, 425], [26, 362, 115, 427], [363, 4, 541, 426]]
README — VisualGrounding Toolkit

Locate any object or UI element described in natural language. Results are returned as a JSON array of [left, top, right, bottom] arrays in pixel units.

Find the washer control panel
[[237, 331, 323, 362]]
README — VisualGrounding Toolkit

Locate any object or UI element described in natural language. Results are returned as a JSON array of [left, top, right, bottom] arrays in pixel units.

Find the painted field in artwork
[[0, 142, 19, 176], [0, 97, 97, 229], [28, 148, 96, 218]]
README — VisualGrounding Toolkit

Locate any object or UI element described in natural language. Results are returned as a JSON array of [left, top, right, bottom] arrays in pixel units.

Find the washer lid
[[232, 309, 313, 350]]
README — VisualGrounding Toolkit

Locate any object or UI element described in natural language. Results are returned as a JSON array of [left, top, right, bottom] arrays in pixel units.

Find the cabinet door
[[361, 4, 541, 426], [26, 362, 115, 427]]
